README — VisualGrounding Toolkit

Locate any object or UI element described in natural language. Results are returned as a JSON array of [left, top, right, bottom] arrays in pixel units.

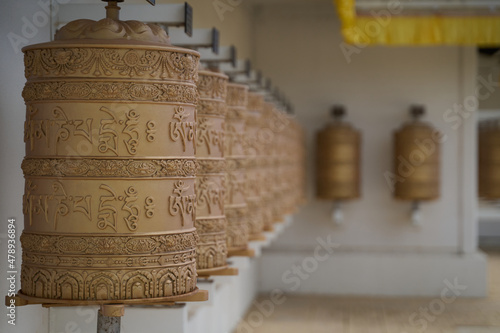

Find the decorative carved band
[[196, 159, 226, 174], [247, 93, 264, 110], [22, 158, 197, 178], [226, 158, 248, 171], [226, 107, 247, 120], [195, 217, 226, 234], [226, 217, 249, 250], [197, 71, 228, 100], [20, 231, 199, 256], [20, 262, 197, 300], [23, 81, 198, 104], [24, 47, 199, 83], [226, 83, 248, 108], [197, 100, 227, 117], [23, 249, 196, 269], [225, 206, 248, 219], [195, 217, 227, 270]]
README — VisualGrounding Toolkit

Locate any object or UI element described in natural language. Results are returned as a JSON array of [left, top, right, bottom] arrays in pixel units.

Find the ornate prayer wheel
[[316, 106, 361, 201], [286, 119, 303, 213], [20, 3, 200, 302], [225, 83, 249, 253], [270, 105, 289, 223], [245, 93, 265, 240], [260, 102, 277, 231], [394, 106, 440, 201], [478, 120, 500, 199], [195, 69, 228, 274]]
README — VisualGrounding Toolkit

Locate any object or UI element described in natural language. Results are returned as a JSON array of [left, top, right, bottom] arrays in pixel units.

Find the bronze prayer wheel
[[20, 7, 200, 302], [393, 108, 440, 201], [195, 69, 229, 273], [245, 93, 265, 240], [316, 108, 361, 200], [478, 120, 500, 199], [225, 83, 249, 253]]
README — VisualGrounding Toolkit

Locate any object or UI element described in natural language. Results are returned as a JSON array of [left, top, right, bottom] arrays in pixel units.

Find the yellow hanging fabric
[[334, 0, 500, 46]]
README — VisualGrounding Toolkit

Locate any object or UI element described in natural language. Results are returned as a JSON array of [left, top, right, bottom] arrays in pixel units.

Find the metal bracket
[[220, 59, 251, 78], [169, 27, 219, 54], [199, 45, 237, 69]]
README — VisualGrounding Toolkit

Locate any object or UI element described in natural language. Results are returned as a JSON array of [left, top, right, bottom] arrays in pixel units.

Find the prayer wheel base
[[228, 248, 255, 258], [8, 288, 208, 307], [197, 266, 239, 277]]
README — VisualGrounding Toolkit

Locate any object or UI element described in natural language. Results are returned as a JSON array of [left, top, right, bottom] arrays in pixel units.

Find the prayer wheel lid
[[399, 105, 434, 130], [324, 105, 356, 131], [22, 0, 193, 52], [54, 1, 170, 44]]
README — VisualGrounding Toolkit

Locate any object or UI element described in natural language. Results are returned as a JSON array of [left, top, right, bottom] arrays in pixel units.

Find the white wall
[[253, 1, 486, 296], [0, 0, 53, 332]]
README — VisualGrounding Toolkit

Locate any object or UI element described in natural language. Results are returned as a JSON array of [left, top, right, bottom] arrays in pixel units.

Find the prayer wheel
[[261, 102, 277, 231], [270, 105, 289, 223], [393, 106, 440, 201], [316, 106, 361, 201], [20, 3, 200, 302], [225, 83, 249, 253], [245, 93, 265, 240], [195, 69, 229, 274], [478, 120, 500, 199]]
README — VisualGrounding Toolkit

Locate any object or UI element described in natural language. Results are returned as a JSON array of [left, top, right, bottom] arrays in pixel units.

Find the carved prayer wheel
[[478, 120, 500, 199], [195, 69, 228, 273], [271, 105, 292, 223], [20, 3, 200, 302], [260, 102, 277, 231], [316, 107, 361, 200], [225, 83, 249, 253], [245, 93, 265, 240], [393, 106, 440, 201]]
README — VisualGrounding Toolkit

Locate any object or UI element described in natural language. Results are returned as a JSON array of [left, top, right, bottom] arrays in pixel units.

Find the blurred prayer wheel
[[245, 93, 265, 240], [316, 106, 361, 200], [270, 105, 289, 223], [478, 120, 500, 199], [225, 83, 249, 253], [195, 69, 229, 274], [393, 106, 440, 201], [20, 3, 200, 302], [261, 102, 277, 231]]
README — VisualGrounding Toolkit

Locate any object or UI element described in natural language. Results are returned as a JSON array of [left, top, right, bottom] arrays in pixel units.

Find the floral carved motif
[[20, 231, 199, 255], [23, 81, 198, 104], [24, 47, 199, 82], [22, 158, 197, 177]]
